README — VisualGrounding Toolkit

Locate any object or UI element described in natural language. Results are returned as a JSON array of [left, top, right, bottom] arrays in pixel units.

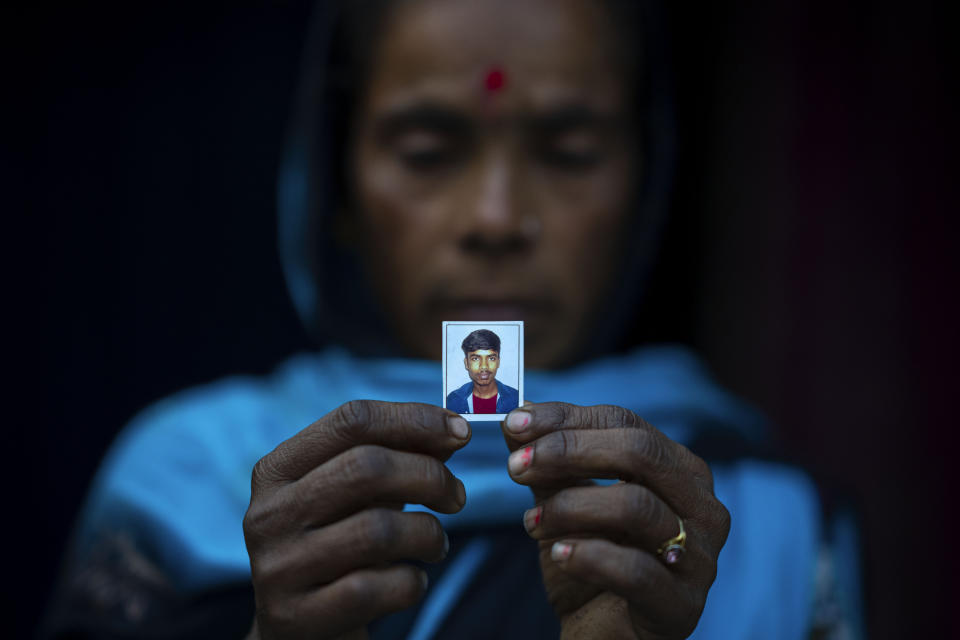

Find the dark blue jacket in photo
[[446, 380, 519, 414]]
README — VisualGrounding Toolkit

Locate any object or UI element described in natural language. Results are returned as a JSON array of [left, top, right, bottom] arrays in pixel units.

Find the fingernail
[[455, 479, 467, 507], [522, 505, 542, 533], [447, 416, 469, 440], [508, 446, 534, 475], [551, 541, 573, 562], [419, 569, 429, 590], [505, 411, 531, 434]]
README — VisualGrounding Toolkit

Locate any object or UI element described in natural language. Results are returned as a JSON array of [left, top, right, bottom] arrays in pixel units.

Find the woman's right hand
[[242, 400, 471, 639]]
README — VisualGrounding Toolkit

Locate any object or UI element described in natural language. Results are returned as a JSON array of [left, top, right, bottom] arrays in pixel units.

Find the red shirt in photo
[[472, 394, 498, 413]]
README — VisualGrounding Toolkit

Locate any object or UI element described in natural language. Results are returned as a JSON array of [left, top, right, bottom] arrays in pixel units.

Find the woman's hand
[[243, 401, 471, 640], [501, 402, 730, 640]]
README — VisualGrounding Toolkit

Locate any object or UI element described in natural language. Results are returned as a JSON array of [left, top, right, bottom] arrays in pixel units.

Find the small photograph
[[442, 321, 524, 422]]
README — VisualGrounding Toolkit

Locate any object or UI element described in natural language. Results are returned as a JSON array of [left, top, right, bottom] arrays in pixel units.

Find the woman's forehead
[[363, 0, 625, 113]]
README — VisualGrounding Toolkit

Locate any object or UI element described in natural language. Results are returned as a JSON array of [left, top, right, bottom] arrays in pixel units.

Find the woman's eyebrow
[[374, 104, 472, 138], [372, 103, 624, 142]]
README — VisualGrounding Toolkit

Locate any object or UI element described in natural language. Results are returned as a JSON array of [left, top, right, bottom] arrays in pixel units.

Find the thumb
[[500, 400, 538, 452]]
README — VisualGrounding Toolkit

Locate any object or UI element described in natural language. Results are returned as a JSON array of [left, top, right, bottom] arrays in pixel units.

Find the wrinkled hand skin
[[242, 401, 471, 640], [501, 403, 731, 640]]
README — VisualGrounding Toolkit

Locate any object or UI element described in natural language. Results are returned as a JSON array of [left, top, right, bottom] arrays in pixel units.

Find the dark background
[[13, 0, 956, 637]]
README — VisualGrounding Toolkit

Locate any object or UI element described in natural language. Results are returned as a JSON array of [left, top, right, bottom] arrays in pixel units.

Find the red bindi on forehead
[[483, 67, 506, 93]]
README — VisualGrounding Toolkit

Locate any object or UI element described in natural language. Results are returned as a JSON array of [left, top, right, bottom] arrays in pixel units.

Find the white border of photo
[[442, 320, 524, 422]]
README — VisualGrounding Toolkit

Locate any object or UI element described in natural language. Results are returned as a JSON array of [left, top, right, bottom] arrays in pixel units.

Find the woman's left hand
[[501, 403, 731, 640]]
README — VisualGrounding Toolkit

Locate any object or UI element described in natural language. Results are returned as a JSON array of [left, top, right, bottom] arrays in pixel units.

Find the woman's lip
[[436, 300, 554, 319], [459, 305, 524, 319]]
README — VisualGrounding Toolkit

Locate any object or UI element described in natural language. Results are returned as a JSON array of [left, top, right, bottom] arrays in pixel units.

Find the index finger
[[256, 401, 471, 485], [501, 402, 711, 498], [503, 402, 700, 475], [503, 402, 650, 443]]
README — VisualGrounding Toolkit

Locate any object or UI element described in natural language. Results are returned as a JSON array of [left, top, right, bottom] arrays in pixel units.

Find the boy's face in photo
[[464, 349, 499, 388]]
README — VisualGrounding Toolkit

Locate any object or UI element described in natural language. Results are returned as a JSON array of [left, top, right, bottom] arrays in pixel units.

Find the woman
[[46, 1, 862, 638]]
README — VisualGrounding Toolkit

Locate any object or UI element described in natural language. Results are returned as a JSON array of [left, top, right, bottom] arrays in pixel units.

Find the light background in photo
[[443, 321, 522, 405]]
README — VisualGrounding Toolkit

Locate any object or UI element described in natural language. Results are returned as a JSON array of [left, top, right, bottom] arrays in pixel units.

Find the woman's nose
[[458, 150, 535, 258]]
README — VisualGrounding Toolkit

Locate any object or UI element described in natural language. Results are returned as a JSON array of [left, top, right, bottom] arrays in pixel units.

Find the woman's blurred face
[[351, 0, 637, 368]]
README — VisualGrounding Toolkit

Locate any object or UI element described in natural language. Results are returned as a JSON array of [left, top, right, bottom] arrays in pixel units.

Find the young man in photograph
[[446, 329, 519, 414]]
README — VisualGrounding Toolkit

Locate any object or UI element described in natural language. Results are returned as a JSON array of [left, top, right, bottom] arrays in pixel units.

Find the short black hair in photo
[[461, 329, 501, 356]]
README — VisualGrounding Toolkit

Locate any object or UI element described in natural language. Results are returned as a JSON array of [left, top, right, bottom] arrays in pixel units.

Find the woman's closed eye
[[392, 130, 465, 170], [537, 129, 605, 170]]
